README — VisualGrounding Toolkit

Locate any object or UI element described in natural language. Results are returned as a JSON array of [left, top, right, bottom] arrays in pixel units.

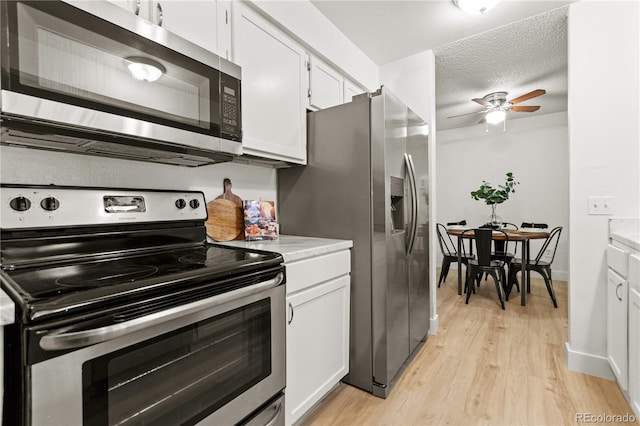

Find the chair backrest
[[447, 220, 467, 226], [534, 226, 563, 264], [462, 228, 509, 266], [436, 223, 457, 256], [521, 222, 548, 229]]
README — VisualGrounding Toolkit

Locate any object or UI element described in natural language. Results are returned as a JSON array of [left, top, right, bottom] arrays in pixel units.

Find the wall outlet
[[588, 196, 615, 215]]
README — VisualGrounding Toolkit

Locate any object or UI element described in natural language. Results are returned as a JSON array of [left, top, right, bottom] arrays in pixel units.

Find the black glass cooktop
[[2, 245, 281, 300]]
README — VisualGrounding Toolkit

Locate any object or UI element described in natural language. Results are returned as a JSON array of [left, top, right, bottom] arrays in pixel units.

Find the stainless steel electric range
[[0, 184, 285, 426]]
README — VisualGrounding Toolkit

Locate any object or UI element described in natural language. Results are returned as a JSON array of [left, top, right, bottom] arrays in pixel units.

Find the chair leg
[[541, 267, 558, 308], [438, 257, 451, 288], [505, 266, 519, 301], [465, 268, 473, 304], [443, 259, 452, 282], [488, 270, 505, 310]]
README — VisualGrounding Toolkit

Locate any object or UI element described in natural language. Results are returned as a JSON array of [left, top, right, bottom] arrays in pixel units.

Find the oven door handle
[[39, 272, 284, 351]]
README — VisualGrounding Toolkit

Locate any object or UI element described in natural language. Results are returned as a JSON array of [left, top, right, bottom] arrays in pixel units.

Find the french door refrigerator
[[277, 87, 429, 398]]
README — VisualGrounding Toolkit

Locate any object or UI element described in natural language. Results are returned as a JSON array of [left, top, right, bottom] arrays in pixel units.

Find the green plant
[[470, 172, 519, 205]]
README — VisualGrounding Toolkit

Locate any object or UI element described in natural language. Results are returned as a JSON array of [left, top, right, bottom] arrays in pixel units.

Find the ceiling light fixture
[[453, 0, 501, 15], [125, 56, 166, 82], [485, 109, 506, 124]]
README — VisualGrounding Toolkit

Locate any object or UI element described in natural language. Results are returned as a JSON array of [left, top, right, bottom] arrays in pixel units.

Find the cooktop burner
[[55, 264, 159, 288], [3, 245, 277, 300]]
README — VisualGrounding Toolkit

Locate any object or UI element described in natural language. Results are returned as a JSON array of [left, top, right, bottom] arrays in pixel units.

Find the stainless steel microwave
[[0, 0, 242, 167]]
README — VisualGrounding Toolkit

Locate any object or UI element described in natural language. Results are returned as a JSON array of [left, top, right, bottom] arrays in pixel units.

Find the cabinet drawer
[[608, 244, 628, 277], [629, 254, 640, 291], [285, 250, 350, 294]]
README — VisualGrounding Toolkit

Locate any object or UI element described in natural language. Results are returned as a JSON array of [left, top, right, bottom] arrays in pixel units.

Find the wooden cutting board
[[205, 198, 243, 242]]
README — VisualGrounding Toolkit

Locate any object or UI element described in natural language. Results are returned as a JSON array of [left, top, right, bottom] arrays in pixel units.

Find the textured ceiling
[[310, 0, 571, 131], [436, 6, 568, 130]]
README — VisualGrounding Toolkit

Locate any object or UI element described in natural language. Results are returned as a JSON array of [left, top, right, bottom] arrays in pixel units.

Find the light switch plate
[[588, 196, 615, 215]]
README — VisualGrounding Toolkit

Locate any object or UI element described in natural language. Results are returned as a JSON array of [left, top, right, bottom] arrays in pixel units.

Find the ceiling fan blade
[[478, 117, 486, 124], [511, 105, 540, 112], [447, 110, 487, 119], [472, 98, 491, 106], [509, 89, 546, 104]]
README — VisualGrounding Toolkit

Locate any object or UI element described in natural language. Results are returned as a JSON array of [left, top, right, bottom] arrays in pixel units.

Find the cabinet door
[[232, 3, 308, 164], [105, 0, 151, 19], [629, 288, 640, 417], [286, 275, 350, 425], [607, 269, 628, 390], [152, 1, 218, 55], [308, 56, 343, 110], [343, 79, 366, 104]]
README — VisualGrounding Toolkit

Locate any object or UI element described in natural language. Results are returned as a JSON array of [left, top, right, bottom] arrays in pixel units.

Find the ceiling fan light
[[486, 109, 506, 124], [453, 0, 501, 15], [125, 56, 166, 82]]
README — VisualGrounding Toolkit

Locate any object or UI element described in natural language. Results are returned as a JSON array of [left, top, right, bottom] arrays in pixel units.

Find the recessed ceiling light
[[125, 56, 166, 82], [453, 0, 501, 15]]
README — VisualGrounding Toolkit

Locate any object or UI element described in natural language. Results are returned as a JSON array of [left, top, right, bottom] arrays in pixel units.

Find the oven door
[[27, 273, 284, 426], [0, 0, 241, 152]]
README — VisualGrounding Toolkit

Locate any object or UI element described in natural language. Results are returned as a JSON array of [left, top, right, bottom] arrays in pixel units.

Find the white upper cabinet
[[232, 2, 308, 164], [106, 0, 230, 58], [308, 55, 343, 110], [344, 78, 367, 104]]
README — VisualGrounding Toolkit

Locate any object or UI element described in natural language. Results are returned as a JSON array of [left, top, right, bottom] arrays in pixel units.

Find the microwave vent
[[1, 121, 230, 167]]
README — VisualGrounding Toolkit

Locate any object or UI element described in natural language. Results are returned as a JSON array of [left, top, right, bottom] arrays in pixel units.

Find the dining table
[[447, 227, 550, 306]]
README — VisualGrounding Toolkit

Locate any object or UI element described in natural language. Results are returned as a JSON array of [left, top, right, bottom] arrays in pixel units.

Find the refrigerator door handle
[[404, 153, 418, 255]]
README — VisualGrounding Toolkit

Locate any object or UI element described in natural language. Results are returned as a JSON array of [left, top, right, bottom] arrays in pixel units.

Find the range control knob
[[175, 198, 187, 209], [40, 197, 60, 211], [9, 196, 31, 212], [189, 199, 200, 209]]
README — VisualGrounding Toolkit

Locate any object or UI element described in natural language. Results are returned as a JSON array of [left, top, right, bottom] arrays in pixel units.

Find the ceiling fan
[[448, 89, 546, 126]]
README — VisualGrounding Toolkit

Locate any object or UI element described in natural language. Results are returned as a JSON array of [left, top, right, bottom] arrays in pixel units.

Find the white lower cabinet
[[607, 268, 628, 390], [629, 287, 640, 417], [284, 251, 350, 425]]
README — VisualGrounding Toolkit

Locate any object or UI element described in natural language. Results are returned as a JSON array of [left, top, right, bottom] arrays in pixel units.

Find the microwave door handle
[[39, 272, 284, 351]]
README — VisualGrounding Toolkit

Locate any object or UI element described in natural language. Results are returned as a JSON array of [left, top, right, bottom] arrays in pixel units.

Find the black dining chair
[[461, 228, 509, 309], [477, 223, 517, 285], [508, 226, 562, 308], [437, 223, 474, 287]]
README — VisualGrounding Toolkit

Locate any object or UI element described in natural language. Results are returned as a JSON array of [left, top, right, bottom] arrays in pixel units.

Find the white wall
[[565, 0, 640, 379], [436, 112, 569, 280], [380, 50, 438, 334], [0, 146, 277, 208]]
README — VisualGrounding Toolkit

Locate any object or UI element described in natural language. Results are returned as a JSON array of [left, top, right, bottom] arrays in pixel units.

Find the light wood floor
[[303, 270, 637, 425]]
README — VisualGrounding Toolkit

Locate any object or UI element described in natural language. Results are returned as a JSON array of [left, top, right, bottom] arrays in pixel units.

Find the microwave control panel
[[220, 74, 241, 140]]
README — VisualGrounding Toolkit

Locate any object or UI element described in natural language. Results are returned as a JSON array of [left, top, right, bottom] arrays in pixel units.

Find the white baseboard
[[429, 314, 439, 335], [565, 341, 615, 380]]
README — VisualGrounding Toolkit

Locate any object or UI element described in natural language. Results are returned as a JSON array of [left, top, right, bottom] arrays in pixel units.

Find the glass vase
[[487, 204, 503, 229]]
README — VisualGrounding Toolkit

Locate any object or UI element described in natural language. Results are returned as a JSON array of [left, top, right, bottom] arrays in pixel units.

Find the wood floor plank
[[303, 270, 637, 425]]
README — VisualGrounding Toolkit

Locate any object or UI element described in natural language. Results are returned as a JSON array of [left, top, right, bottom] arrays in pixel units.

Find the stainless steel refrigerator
[[277, 87, 430, 398]]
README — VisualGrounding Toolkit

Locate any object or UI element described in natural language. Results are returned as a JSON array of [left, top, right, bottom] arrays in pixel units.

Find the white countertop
[[210, 235, 353, 263], [0, 289, 15, 326], [610, 218, 640, 251]]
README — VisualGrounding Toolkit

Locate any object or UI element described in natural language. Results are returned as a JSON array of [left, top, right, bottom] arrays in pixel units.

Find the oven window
[[82, 299, 271, 426]]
